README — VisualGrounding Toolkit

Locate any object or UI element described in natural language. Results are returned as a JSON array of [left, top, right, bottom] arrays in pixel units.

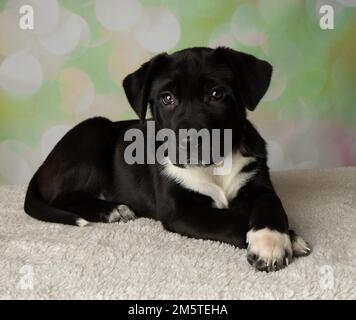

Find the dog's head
[[123, 47, 272, 165]]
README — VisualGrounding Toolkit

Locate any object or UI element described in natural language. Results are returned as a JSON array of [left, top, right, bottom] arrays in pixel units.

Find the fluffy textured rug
[[0, 167, 355, 300]]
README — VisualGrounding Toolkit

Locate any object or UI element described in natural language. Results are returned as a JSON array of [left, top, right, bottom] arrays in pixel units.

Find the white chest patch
[[162, 152, 256, 208]]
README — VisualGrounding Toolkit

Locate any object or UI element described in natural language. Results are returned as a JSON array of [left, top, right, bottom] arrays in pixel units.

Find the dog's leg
[[245, 190, 311, 272], [162, 207, 250, 249], [64, 200, 136, 224]]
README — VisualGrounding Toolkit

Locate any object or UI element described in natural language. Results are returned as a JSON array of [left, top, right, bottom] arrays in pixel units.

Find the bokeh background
[[0, 0, 355, 184]]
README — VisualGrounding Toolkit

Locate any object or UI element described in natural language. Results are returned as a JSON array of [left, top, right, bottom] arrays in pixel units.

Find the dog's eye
[[209, 87, 224, 101], [161, 92, 176, 106]]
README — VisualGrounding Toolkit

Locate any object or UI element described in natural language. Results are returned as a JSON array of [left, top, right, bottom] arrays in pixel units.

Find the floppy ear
[[216, 47, 272, 111], [123, 53, 167, 121]]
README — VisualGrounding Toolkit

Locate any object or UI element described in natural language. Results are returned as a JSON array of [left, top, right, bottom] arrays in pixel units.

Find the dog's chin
[[172, 162, 213, 169], [169, 156, 214, 168]]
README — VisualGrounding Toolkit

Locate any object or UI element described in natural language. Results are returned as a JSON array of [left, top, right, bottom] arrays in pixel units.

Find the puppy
[[24, 47, 311, 272]]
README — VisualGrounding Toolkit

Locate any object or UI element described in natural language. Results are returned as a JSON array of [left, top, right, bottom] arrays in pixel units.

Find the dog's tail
[[24, 175, 89, 227]]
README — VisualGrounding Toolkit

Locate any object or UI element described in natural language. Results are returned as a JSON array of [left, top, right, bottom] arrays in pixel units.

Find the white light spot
[[231, 4, 267, 47], [95, 0, 142, 31], [134, 7, 180, 53], [39, 12, 83, 55], [0, 51, 43, 96]]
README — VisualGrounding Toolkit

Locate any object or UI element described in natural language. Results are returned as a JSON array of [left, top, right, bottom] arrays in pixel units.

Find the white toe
[[107, 209, 121, 223], [247, 228, 292, 264], [292, 234, 311, 256], [76, 218, 90, 227]]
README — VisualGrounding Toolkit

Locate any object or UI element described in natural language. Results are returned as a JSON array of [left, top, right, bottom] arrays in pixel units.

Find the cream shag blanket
[[0, 167, 355, 299]]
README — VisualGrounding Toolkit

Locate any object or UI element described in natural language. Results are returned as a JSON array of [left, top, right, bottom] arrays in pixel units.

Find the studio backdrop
[[0, 0, 355, 184]]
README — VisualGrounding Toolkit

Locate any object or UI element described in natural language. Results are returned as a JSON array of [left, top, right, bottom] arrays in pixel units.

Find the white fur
[[107, 209, 121, 223], [292, 234, 311, 256], [76, 218, 90, 227], [98, 193, 106, 200], [116, 204, 136, 222], [247, 228, 292, 264], [106, 205, 137, 223], [162, 152, 255, 208]]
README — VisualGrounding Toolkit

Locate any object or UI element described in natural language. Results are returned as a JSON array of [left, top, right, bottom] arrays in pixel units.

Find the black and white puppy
[[24, 47, 311, 272]]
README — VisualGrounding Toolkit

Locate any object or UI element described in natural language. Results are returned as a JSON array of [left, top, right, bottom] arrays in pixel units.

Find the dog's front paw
[[107, 205, 136, 223], [246, 228, 292, 272]]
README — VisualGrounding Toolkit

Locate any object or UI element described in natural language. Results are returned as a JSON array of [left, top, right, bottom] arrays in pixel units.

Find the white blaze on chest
[[163, 152, 256, 208]]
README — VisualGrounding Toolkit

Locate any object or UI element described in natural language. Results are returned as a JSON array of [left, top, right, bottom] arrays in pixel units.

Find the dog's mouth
[[171, 160, 213, 168], [157, 127, 232, 168], [167, 155, 213, 168], [167, 144, 221, 168]]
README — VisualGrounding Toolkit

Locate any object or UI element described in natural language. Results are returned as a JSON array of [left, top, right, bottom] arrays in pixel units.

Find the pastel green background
[[0, 0, 355, 184]]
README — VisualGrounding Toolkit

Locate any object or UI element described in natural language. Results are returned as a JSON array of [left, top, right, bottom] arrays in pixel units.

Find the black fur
[[25, 47, 300, 271]]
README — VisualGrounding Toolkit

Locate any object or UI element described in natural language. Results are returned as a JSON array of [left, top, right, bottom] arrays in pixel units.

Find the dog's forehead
[[170, 49, 224, 72], [155, 49, 233, 85]]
